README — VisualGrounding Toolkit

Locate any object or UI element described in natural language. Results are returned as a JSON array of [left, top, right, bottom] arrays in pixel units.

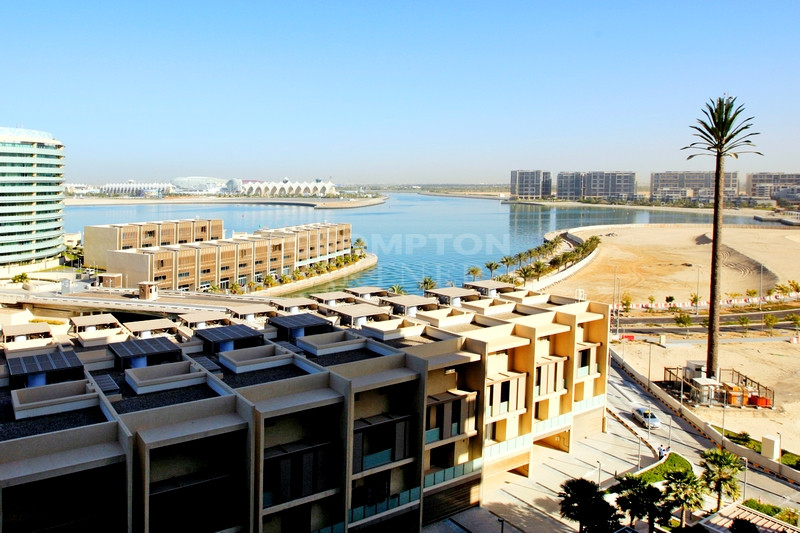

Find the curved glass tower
[[0, 127, 65, 269]]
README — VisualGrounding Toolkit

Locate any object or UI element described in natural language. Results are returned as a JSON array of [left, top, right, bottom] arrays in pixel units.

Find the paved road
[[607, 357, 800, 510]]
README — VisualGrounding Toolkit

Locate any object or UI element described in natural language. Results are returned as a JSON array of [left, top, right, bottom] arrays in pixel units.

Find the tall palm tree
[[700, 447, 745, 512], [663, 469, 707, 528], [682, 96, 761, 378], [485, 261, 500, 280], [466, 266, 482, 282], [500, 255, 515, 275]]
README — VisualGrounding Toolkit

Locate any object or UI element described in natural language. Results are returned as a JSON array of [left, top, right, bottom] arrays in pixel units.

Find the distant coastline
[[64, 195, 387, 210], [413, 191, 773, 219]]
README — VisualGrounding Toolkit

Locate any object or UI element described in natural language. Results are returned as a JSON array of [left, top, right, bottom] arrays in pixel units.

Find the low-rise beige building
[[0, 285, 609, 532], [94, 222, 352, 290]]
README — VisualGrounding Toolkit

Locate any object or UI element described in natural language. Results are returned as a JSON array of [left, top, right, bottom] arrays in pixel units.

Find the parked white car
[[632, 406, 661, 429]]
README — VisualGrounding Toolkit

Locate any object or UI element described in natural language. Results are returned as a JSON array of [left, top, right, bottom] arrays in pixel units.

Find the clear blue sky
[[4, 1, 798, 185]]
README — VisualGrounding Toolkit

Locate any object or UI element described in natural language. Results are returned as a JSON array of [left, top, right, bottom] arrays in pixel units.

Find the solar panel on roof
[[109, 337, 181, 359], [39, 356, 54, 371], [269, 313, 330, 329], [6, 350, 83, 376], [194, 324, 262, 343]]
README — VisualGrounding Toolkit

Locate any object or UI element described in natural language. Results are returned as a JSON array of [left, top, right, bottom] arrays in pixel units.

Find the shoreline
[[64, 195, 387, 210], [405, 190, 776, 219]]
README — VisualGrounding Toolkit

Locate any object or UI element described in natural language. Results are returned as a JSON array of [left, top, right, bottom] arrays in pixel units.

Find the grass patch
[[638, 452, 692, 484], [712, 427, 800, 469]]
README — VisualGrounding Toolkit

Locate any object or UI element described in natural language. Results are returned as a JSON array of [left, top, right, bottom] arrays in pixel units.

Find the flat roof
[[309, 291, 354, 301], [326, 303, 390, 318], [194, 324, 263, 343], [123, 318, 177, 333], [269, 297, 317, 308], [225, 303, 276, 316], [344, 286, 385, 295], [2, 323, 52, 336], [269, 313, 331, 329], [426, 287, 480, 298], [69, 314, 121, 327], [380, 295, 438, 307], [178, 311, 228, 323]]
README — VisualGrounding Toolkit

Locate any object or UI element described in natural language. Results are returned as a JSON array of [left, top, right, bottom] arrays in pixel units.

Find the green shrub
[[743, 498, 782, 517], [29, 318, 65, 326]]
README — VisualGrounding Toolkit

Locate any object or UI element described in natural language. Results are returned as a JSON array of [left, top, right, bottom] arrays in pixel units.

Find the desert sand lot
[[548, 223, 800, 452]]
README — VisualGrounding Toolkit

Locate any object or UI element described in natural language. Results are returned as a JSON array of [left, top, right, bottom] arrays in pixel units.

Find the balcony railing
[[348, 486, 420, 523], [362, 449, 393, 470], [424, 458, 482, 488], [312, 523, 345, 533], [425, 421, 464, 445], [484, 434, 533, 459], [531, 413, 573, 436], [573, 394, 605, 413], [577, 363, 601, 378], [424, 428, 441, 444]]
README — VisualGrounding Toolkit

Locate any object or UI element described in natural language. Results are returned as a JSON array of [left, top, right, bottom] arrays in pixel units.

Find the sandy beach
[[543, 222, 800, 454]]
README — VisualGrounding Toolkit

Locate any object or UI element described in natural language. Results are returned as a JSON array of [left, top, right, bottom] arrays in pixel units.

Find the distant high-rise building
[[510, 170, 551, 199], [556, 171, 636, 200], [0, 127, 65, 273], [745, 172, 800, 198], [650, 171, 738, 200]]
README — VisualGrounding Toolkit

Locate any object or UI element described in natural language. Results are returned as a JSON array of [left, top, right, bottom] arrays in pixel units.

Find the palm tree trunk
[[706, 153, 724, 379]]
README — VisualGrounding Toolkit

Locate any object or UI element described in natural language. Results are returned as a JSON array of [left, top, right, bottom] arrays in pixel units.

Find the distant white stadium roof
[[171, 176, 227, 190]]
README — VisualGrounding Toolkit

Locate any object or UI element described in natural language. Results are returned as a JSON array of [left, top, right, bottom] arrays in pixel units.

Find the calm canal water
[[64, 194, 762, 294]]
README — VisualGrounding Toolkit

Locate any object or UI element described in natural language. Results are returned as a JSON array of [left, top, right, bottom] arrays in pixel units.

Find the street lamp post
[[637, 437, 642, 469], [498, 517, 505, 533], [597, 461, 602, 485], [647, 343, 652, 390], [668, 417, 673, 448], [742, 458, 748, 501]]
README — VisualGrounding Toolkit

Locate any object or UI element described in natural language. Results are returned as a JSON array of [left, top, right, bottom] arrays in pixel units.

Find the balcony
[[353, 413, 412, 475], [573, 393, 605, 413], [576, 363, 600, 379], [484, 434, 533, 459], [531, 412, 573, 437], [423, 458, 482, 489], [425, 390, 476, 447], [348, 486, 420, 524]]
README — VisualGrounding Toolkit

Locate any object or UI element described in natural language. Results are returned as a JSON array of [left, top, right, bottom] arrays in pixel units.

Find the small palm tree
[[700, 447, 745, 512], [664, 469, 706, 529], [388, 284, 406, 295], [484, 261, 500, 280], [352, 237, 367, 256], [682, 96, 761, 378], [418, 276, 436, 291], [559, 478, 621, 533], [518, 265, 535, 286], [532, 260, 548, 281], [763, 313, 779, 335], [466, 266, 482, 281]]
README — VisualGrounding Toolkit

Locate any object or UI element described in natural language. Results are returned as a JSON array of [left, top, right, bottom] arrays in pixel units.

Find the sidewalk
[[424, 413, 660, 532]]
